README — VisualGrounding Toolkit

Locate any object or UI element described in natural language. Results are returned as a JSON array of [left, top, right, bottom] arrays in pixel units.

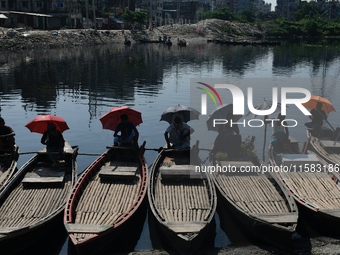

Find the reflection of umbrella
[[302, 95, 335, 114], [206, 104, 242, 132], [25, 115, 69, 134], [100, 106, 142, 131], [160, 104, 200, 124]]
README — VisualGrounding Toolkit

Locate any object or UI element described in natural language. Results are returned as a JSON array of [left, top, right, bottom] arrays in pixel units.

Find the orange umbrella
[[302, 95, 335, 114]]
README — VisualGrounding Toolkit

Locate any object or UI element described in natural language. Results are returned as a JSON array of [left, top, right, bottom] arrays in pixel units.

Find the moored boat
[[0, 145, 19, 192], [148, 145, 217, 255], [0, 142, 77, 255], [64, 143, 148, 254], [211, 136, 298, 248], [177, 38, 187, 46], [306, 126, 340, 166], [269, 138, 340, 236]]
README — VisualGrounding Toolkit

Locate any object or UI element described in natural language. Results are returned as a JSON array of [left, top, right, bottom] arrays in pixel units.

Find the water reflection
[[1, 41, 340, 255]]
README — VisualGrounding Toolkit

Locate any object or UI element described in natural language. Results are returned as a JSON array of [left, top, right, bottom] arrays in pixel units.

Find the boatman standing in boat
[[164, 116, 194, 149], [41, 122, 65, 167], [0, 117, 15, 151], [113, 114, 139, 147]]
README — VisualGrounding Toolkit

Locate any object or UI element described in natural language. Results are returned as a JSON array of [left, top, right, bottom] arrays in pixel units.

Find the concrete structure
[[0, 0, 83, 29]]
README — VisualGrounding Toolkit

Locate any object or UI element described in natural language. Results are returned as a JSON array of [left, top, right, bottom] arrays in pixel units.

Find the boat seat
[[281, 154, 320, 167], [321, 208, 340, 217], [163, 221, 206, 233], [0, 226, 29, 235], [251, 213, 298, 223], [319, 139, 340, 148], [160, 165, 204, 180], [99, 164, 138, 179], [66, 223, 111, 233], [22, 167, 65, 183]]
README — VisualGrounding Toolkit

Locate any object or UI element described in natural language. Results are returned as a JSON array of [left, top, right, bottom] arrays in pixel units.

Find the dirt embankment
[[0, 19, 267, 51]]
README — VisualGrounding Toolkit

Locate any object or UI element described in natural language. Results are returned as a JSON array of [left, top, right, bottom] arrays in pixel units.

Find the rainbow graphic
[[197, 82, 223, 115]]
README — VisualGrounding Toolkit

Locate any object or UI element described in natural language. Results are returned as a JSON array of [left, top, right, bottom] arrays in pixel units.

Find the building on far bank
[[0, 0, 82, 29]]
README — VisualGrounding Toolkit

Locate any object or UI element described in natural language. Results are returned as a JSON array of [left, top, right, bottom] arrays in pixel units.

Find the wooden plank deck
[[155, 179, 211, 222], [279, 171, 340, 210], [0, 174, 72, 228], [215, 174, 290, 214], [72, 161, 142, 241]]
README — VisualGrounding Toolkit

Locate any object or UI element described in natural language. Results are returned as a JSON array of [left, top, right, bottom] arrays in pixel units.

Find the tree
[[239, 10, 256, 23], [122, 10, 148, 30]]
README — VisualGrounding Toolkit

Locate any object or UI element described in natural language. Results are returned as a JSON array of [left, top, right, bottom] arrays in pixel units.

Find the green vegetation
[[214, 136, 256, 161], [122, 9, 148, 30], [202, 3, 340, 37]]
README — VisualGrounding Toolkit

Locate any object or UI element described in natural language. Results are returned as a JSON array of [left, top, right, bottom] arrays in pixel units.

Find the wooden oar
[[20, 151, 101, 156]]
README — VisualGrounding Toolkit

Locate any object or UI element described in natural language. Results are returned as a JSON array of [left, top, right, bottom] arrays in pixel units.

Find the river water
[[1, 40, 340, 254]]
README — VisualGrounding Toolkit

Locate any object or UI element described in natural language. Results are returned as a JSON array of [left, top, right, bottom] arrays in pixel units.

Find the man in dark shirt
[[0, 117, 15, 150], [41, 122, 65, 166], [305, 102, 327, 136], [113, 114, 139, 146]]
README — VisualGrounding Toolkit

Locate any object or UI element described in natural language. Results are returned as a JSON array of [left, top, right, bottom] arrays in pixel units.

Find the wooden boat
[[139, 39, 160, 43], [148, 145, 217, 255], [306, 126, 340, 165], [269, 137, 340, 236], [210, 136, 298, 248], [64, 143, 148, 254], [0, 142, 77, 255], [0, 145, 19, 192], [177, 39, 187, 46]]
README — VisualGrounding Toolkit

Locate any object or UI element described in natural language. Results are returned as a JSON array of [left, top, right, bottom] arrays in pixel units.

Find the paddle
[[145, 147, 163, 152]]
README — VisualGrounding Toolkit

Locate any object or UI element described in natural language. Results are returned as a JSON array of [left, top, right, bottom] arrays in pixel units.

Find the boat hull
[[0, 143, 77, 255], [216, 189, 295, 248], [65, 144, 148, 254], [148, 148, 217, 255]]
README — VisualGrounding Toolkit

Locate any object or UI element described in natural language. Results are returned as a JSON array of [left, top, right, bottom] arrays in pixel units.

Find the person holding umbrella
[[113, 114, 139, 147], [164, 115, 194, 149], [41, 122, 65, 167], [305, 102, 327, 136]]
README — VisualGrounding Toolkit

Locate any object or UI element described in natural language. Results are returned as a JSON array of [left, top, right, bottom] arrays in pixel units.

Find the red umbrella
[[25, 115, 70, 134], [100, 106, 143, 131]]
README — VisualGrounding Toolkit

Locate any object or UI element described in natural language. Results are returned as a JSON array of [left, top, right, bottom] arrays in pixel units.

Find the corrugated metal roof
[[2, 11, 52, 17]]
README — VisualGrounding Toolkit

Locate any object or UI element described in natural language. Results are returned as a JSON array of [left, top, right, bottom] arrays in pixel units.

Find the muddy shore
[[0, 19, 268, 51], [114, 236, 340, 255], [126, 235, 340, 254]]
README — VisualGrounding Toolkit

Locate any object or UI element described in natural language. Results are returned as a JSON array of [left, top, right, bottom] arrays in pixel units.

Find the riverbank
[[127, 235, 340, 255], [0, 19, 268, 51]]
